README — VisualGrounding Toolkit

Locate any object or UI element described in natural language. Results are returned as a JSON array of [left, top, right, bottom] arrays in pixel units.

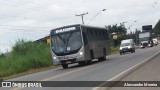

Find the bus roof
[[81, 24, 107, 30], [50, 24, 107, 32]]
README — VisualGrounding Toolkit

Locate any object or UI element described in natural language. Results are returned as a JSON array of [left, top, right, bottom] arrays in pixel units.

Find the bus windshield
[[51, 30, 82, 56], [121, 43, 131, 47]]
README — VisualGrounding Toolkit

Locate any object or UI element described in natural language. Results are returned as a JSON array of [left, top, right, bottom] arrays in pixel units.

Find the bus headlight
[[53, 56, 57, 60], [79, 51, 83, 56], [128, 46, 131, 49]]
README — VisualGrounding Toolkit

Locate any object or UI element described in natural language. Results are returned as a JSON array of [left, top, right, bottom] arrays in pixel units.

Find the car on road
[[153, 38, 158, 46], [119, 39, 135, 55]]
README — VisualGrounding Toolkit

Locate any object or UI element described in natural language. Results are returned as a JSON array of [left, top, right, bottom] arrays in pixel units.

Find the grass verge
[[1, 65, 58, 80], [0, 39, 56, 80], [110, 47, 119, 54]]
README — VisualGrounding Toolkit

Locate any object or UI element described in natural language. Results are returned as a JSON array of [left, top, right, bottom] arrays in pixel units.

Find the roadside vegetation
[[0, 40, 54, 78], [110, 47, 119, 54], [154, 19, 160, 37]]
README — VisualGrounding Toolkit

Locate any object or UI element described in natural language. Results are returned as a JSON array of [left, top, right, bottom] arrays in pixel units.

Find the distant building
[[35, 35, 50, 44]]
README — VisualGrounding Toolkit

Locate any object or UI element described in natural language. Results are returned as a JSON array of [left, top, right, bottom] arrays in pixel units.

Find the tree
[[106, 23, 127, 35], [105, 23, 127, 46], [154, 19, 160, 36], [0, 53, 5, 58]]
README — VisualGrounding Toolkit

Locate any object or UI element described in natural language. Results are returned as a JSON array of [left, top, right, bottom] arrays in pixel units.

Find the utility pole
[[75, 12, 88, 24]]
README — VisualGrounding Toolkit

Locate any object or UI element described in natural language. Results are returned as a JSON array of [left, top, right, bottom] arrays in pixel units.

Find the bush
[[0, 39, 53, 77], [0, 53, 5, 58]]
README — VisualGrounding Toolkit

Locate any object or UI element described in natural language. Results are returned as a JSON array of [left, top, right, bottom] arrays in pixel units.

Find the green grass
[[0, 39, 53, 78], [110, 47, 119, 54]]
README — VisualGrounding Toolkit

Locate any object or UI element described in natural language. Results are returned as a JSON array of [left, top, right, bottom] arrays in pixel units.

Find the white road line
[[92, 50, 160, 90]]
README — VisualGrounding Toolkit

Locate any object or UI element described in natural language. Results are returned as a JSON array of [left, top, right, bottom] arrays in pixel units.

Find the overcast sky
[[0, 0, 160, 53]]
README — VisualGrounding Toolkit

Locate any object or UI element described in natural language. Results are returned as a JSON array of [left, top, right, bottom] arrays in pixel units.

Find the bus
[[50, 24, 110, 69]]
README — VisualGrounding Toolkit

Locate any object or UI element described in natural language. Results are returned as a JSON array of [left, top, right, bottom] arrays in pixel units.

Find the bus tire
[[61, 64, 68, 69], [87, 50, 94, 65], [78, 61, 86, 66], [87, 60, 92, 65], [98, 49, 106, 61], [98, 57, 103, 61], [133, 49, 135, 53], [131, 50, 134, 53], [103, 48, 107, 60]]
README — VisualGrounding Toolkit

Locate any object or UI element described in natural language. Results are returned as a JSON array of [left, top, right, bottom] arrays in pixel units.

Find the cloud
[[0, 0, 159, 52]]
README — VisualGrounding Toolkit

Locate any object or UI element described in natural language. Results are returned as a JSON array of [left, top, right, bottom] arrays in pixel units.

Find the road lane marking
[[10, 64, 96, 90], [41, 64, 96, 81], [92, 50, 160, 90]]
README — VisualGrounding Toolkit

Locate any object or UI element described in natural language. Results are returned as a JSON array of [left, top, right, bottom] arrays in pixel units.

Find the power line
[[0, 26, 51, 33], [0, 0, 90, 25], [17, 0, 78, 14], [0, 29, 50, 34], [1, 0, 75, 15], [0, 0, 81, 22], [0, 24, 54, 33], [0, 24, 54, 28], [0, 28, 50, 32]]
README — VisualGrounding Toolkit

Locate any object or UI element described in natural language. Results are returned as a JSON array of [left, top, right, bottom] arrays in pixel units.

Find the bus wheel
[[61, 64, 68, 69], [103, 49, 107, 60], [78, 61, 86, 66], [131, 50, 134, 53], [98, 56, 106, 61], [87, 51, 93, 65], [98, 57, 103, 61], [86, 60, 92, 65], [98, 49, 106, 61]]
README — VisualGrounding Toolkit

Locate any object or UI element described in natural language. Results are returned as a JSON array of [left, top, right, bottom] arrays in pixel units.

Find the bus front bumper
[[53, 55, 85, 65]]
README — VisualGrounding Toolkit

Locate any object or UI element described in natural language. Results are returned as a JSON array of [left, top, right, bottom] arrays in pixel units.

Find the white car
[[119, 39, 135, 55], [153, 38, 158, 46]]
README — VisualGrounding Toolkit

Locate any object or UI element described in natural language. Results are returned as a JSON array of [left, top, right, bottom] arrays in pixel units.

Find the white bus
[[50, 24, 110, 69]]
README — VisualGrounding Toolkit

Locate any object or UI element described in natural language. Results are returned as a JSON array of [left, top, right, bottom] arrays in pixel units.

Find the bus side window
[[82, 32, 88, 45], [87, 28, 91, 41], [105, 31, 108, 40], [98, 30, 101, 40], [103, 31, 106, 40], [105, 30, 109, 40], [93, 29, 97, 41], [95, 29, 97, 40], [90, 29, 93, 40], [102, 30, 105, 40], [97, 30, 100, 41], [92, 29, 94, 40]]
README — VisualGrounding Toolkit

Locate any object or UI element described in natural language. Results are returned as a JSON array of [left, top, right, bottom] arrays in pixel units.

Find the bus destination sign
[[55, 27, 76, 34]]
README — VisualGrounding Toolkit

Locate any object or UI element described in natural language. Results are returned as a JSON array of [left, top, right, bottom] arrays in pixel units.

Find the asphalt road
[[1, 45, 160, 90], [109, 47, 160, 90]]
